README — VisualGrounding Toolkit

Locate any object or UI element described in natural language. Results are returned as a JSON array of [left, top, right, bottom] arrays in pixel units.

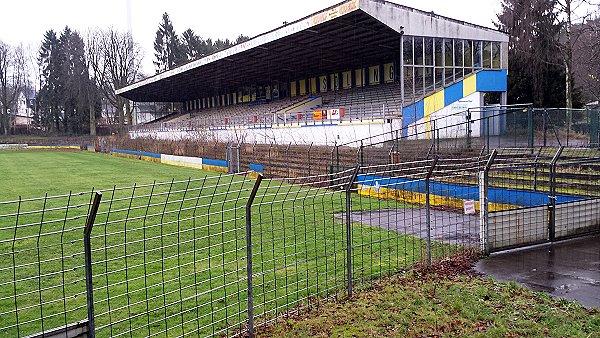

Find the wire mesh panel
[[486, 148, 554, 251], [0, 192, 94, 337], [351, 156, 486, 280], [485, 147, 600, 252], [428, 156, 488, 252], [2, 147, 600, 337], [250, 169, 353, 328], [351, 160, 434, 282], [90, 174, 257, 338], [553, 148, 600, 239]]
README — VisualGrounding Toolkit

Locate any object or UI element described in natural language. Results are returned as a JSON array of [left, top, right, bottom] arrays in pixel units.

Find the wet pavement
[[475, 235, 600, 309], [343, 208, 480, 246]]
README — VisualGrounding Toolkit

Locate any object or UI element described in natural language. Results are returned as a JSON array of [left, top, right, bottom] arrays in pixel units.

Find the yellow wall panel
[[330, 73, 339, 91], [299, 79, 306, 96], [342, 71, 352, 89], [463, 74, 477, 97], [369, 65, 380, 85], [290, 81, 297, 97]]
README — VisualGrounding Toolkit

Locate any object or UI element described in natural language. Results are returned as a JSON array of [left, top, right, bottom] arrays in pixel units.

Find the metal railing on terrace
[[130, 102, 398, 133], [339, 105, 600, 150]]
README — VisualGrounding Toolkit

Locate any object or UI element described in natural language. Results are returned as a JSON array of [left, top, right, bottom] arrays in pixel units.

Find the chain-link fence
[[1, 149, 599, 337]]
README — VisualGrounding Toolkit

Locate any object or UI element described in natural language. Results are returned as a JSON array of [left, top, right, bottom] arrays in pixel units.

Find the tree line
[[497, 0, 600, 107], [2, 4, 598, 136], [0, 12, 247, 136], [153, 12, 249, 73]]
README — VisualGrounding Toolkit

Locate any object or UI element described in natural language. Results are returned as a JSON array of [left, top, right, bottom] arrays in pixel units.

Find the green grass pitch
[[0, 151, 446, 337]]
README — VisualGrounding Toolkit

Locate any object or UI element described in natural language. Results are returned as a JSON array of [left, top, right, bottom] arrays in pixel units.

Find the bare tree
[[573, 16, 600, 102], [555, 0, 600, 108], [86, 28, 143, 134], [0, 41, 27, 135]]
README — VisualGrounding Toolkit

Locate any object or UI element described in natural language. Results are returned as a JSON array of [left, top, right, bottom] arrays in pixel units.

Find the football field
[[0, 150, 433, 337], [0, 151, 213, 200]]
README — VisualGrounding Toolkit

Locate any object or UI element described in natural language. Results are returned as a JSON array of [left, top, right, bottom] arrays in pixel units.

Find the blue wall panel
[[202, 158, 228, 168], [476, 70, 507, 92], [444, 82, 463, 106], [401, 100, 424, 136], [110, 148, 161, 158]]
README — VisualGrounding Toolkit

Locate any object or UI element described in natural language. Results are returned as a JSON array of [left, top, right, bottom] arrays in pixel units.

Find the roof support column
[[399, 28, 405, 119]]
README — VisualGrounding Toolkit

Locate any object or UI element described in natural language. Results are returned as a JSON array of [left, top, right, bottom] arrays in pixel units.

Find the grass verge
[[256, 252, 600, 338]]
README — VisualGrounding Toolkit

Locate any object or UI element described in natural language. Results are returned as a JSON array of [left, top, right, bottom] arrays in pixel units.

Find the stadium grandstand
[[117, 0, 509, 145]]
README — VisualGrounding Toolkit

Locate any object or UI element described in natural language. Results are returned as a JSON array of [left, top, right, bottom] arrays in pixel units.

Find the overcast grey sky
[[1, 0, 502, 75]]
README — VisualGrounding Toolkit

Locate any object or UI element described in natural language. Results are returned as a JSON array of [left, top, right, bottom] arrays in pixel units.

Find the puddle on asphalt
[[475, 235, 600, 309]]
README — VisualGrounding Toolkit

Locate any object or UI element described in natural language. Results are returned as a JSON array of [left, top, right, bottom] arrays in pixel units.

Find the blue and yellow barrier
[[249, 163, 264, 178], [357, 174, 582, 212], [402, 70, 508, 135], [201, 158, 229, 173], [109, 148, 242, 174], [110, 148, 161, 163]]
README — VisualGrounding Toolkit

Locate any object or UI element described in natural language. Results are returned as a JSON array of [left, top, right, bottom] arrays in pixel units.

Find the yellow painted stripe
[[357, 185, 516, 212], [110, 152, 160, 163], [463, 74, 477, 97], [424, 90, 445, 117], [202, 164, 228, 173], [28, 145, 80, 150], [248, 171, 261, 179]]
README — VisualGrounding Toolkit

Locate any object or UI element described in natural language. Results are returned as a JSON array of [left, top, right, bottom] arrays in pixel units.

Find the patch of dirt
[[413, 249, 480, 277]]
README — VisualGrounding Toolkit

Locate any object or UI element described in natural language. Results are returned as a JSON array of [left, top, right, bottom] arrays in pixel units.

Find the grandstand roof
[[117, 0, 509, 103]]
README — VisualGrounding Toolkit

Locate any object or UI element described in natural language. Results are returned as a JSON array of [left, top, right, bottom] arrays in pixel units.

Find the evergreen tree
[[37, 27, 97, 134], [59, 27, 93, 134], [181, 29, 203, 61], [153, 13, 184, 73], [37, 30, 63, 131]]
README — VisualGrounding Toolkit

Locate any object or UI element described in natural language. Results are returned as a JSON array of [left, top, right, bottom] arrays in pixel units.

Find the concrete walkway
[[475, 235, 600, 309], [345, 208, 480, 246]]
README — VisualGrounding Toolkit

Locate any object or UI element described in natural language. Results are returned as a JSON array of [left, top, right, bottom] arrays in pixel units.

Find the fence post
[[84, 192, 102, 338], [542, 108, 547, 146], [466, 109, 472, 149], [345, 166, 360, 297], [549, 146, 564, 242], [527, 107, 534, 148], [358, 141, 364, 167], [286, 143, 291, 178], [425, 156, 439, 266], [533, 147, 543, 192], [479, 150, 497, 256], [245, 174, 263, 338], [307, 143, 313, 177], [590, 109, 600, 148], [237, 143, 241, 173]]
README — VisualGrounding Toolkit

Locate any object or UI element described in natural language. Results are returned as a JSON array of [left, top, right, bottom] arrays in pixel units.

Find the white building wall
[[130, 119, 402, 146]]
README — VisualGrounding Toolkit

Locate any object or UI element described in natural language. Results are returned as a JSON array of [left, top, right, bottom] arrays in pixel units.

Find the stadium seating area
[[139, 79, 440, 130], [321, 82, 402, 117]]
